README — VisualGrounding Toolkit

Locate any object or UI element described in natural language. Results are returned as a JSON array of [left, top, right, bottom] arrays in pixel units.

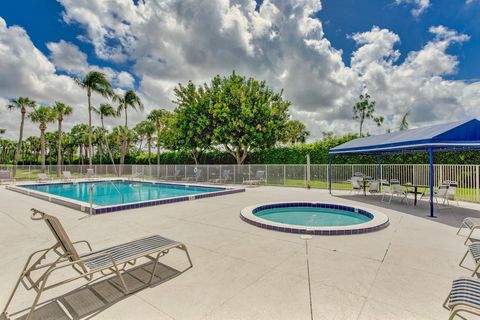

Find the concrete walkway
[[0, 185, 478, 319]]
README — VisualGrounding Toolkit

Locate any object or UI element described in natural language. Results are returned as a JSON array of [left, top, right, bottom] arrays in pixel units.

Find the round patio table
[[403, 183, 428, 206]]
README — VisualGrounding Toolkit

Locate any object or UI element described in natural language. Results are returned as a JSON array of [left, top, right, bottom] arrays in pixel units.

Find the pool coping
[[7, 179, 245, 214], [240, 201, 389, 235]]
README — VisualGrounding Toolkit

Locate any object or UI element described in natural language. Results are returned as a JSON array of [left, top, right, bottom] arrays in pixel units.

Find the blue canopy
[[327, 118, 480, 218], [329, 118, 480, 155]]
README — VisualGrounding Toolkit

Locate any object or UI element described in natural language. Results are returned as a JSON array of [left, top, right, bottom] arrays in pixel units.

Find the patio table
[[403, 183, 428, 206], [360, 179, 374, 197]]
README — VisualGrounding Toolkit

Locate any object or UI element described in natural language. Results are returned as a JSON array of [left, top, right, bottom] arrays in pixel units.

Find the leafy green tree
[[75, 71, 113, 167], [0, 129, 5, 134], [52, 102, 73, 176], [8, 97, 36, 175], [28, 106, 56, 172], [135, 120, 156, 164], [352, 93, 383, 136], [282, 120, 310, 144], [172, 81, 214, 164], [399, 111, 410, 131], [94, 103, 118, 173], [111, 125, 135, 173], [210, 72, 290, 164], [148, 109, 171, 166]]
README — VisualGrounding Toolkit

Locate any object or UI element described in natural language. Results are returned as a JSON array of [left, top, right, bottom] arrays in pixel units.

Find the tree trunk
[[101, 117, 118, 176], [13, 108, 26, 176], [40, 125, 46, 173], [56, 119, 62, 177], [147, 136, 151, 165], [87, 89, 93, 167]]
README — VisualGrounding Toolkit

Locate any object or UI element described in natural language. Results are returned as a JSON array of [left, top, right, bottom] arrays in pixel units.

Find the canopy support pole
[[328, 154, 332, 195], [429, 147, 436, 218]]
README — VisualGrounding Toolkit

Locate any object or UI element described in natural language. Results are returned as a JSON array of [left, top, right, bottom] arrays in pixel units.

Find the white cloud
[[1, 1, 480, 142], [395, 0, 431, 17]]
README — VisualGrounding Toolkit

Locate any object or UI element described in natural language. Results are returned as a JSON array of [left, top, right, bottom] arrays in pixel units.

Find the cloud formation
[[0, 0, 479, 141], [395, 0, 431, 17]]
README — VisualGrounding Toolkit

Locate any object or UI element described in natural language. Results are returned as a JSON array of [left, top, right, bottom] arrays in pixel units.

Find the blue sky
[[0, 0, 479, 139]]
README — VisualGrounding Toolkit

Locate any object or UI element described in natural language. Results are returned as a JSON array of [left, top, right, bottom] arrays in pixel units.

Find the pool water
[[255, 207, 371, 227], [23, 180, 223, 206]]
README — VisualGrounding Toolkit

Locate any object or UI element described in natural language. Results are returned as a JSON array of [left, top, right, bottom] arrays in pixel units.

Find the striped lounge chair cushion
[[448, 277, 480, 309], [469, 243, 480, 262], [464, 218, 480, 229], [81, 235, 180, 270]]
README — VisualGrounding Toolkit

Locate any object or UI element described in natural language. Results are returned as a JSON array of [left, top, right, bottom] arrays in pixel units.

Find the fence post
[[284, 165, 286, 185], [476, 165, 479, 202], [265, 164, 268, 185]]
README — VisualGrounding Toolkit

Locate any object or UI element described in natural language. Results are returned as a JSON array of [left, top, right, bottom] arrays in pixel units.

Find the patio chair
[[62, 171, 74, 181], [350, 176, 362, 194], [182, 169, 203, 182], [457, 217, 480, 244], [459, 242, 480, 276], [86, 168, 96, 179], [243, 170, 265, 185], [368, 180, 380, 194], [443, 277, 480, 320], [0, 170, 15, 185], [209, 169, 231, 184], [37, 173, 52, 183], [382, 182, 410, 204], [1, 208, 192, 320]]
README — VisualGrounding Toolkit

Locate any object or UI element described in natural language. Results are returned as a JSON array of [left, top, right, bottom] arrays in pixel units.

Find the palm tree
[[148, 109, 170, 166], [135, 120, 156, 165], [28, 106, 56, 173], [115, 90, 143, 167], [399, 111, 410, 131], [115, 90, 143, 128], [75, 71, 113, 167], [52, 102, 73, 176], [8, 97, 36, 174], [94, 103, 119, 174]]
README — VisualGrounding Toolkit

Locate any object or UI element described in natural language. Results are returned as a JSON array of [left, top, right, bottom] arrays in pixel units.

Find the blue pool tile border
[[243, 202, 388, 236]]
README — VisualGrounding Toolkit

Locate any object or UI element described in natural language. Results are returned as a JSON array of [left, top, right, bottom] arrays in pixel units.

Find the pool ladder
[[89, 181, 124, 215]]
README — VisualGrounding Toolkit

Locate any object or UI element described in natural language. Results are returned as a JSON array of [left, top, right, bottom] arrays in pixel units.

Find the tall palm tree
[[147, 109, 169, 166], [52, 102, 73, 176], [75, 71, 113, 167], [135, 120, 156, 165], [28, 106, 56, 173], [115, 90, 143, 167], [94, 103, 118, 174], [8, 97, 36, 174], [115, 90, 143, 129]]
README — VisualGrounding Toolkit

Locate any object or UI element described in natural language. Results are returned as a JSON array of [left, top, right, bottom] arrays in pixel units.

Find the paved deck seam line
[[305, 239, 314, 320]]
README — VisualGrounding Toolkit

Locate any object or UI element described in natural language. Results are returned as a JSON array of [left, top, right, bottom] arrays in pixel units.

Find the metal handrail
[[89, 181, 125, 215]]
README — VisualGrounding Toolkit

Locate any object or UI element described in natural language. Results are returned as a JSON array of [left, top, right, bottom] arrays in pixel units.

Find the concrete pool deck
[[0, 184, 478, 319]]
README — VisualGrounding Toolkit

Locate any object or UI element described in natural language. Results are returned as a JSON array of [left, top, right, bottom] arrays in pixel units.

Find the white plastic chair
[[368, 180, 380, 194], [350, 177, 362, 194]]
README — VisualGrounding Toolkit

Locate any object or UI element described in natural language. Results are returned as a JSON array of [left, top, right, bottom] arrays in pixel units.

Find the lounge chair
[[1, 208, 192, 320], [443, 277, 480, 320], [209, 170, 231, 184], [182, 169, 203, 182], [459, 242, 480, 276], [243, 170, 265, 185], [457, 217, 480, 244], [86, 168, 96, 179], [0, 170, 15, 185], [37, 173, 52, 183], [164, 169, 181, 181], [62, 171, 74, 181]]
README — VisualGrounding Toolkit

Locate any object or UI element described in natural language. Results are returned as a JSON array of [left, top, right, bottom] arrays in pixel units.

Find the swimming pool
[[241, 202, 389, 235], [9, 180, 244, 214]]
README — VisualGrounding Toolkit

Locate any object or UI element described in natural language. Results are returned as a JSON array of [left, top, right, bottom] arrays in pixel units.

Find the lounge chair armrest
[[72, 240, 93, 252]]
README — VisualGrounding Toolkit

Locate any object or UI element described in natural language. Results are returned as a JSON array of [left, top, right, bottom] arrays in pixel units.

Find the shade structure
[[328, 118, 480, 217]]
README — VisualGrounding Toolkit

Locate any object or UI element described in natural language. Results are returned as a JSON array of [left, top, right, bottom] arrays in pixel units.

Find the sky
[[0, 0, 479, 141]]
